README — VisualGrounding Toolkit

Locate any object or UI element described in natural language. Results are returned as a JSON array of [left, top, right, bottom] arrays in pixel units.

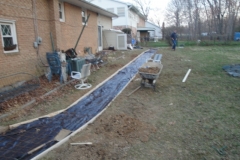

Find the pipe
[[182, 69, 191, 82], [32, 0, 39, 41], [50, 32, 55, 51]]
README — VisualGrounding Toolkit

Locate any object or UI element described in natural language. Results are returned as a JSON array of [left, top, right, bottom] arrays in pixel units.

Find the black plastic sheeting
[[222, 64, 240, 77], [0, 49, 157, 160]]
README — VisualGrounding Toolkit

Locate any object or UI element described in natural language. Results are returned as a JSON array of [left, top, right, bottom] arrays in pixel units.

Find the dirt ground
[[0, 49, 141, 124], [1, 46, 240, 160]]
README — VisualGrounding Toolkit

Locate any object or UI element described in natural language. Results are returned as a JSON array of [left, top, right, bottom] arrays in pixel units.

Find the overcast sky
[[121, 0, 171, 23]]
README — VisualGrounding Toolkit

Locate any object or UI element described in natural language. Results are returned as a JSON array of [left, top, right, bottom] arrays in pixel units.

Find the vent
[[117, 34, 127, 50]]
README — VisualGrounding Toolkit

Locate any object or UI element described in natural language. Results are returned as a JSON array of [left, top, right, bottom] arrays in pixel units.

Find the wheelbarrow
[[127, 62, 163, 96], [138, 62, 163, 91]]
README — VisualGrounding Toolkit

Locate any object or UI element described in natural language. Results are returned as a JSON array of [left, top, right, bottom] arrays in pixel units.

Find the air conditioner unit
[[70, 58, 86, 72], [117, 34, 127, 50]]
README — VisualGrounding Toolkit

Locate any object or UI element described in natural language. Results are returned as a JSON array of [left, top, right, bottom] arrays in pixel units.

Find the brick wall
[[0, 0, 99, 87], [60, 3, 98, 56], [137, 17, 145, 27], [0, 0, 53, 87]]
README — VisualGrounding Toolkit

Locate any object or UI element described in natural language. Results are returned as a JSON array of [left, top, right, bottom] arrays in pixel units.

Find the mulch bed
[[0, 75, 75, 114]]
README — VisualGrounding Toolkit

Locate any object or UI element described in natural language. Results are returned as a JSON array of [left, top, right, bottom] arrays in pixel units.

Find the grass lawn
[[41, 45, 240, 160], [138, 40, 240, 48], [150, 45, 240, 159]]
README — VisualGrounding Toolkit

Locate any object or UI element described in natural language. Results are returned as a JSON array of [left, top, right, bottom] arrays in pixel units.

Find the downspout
[[32, 0, 47, 66]]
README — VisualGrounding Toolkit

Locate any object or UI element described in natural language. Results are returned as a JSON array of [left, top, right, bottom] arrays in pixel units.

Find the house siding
[[0, 0, 100, 88], [97, 14, 112, 29], [145, 21, 162, 39], [90, 0, 145, 39]]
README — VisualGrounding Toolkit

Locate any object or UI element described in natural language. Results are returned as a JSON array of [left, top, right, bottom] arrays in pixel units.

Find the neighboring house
[[0, 0, 117, 88], [145, 21, 162, 40], [88, 0, 148, 40]]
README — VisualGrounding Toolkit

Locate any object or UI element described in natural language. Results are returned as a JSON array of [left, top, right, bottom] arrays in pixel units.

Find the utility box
[[103, 29, 127, 50], [234, 32, 240, 41]]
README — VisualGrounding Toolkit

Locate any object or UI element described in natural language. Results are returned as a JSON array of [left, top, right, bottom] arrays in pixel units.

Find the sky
[[121, 0, 171, 23]]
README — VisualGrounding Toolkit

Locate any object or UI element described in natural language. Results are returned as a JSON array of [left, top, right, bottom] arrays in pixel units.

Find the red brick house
[[0, 0, 117, 88]]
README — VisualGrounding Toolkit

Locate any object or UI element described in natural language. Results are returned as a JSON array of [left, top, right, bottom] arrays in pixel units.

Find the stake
[[50, 32, 55, 52], [126, 86, 141, 96], [70, 142, 92, 145]]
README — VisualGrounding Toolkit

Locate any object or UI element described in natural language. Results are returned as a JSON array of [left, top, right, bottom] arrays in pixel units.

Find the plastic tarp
[[222, 64, 240, 77], [0, 49, 158, 160]]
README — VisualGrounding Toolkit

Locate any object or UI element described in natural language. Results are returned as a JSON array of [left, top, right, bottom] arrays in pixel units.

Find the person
[[171, 30, 177, 51]]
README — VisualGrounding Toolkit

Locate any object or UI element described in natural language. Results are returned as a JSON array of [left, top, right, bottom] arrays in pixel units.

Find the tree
[[162, 22, 165, 40], [165, 0, 184, 29], [132, 0, 152, 18]]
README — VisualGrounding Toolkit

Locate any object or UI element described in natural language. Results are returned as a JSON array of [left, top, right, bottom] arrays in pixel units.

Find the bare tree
[[161, 0, 240, 41], [165, 0, 184, 29], [132, 0, 152, 18], [184, 0, 194, 39], [226, 0, 240, 39]]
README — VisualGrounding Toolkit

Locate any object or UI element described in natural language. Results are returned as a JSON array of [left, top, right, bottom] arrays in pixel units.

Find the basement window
[[59, 2, 65, 22], [0, 19, 18, 53]]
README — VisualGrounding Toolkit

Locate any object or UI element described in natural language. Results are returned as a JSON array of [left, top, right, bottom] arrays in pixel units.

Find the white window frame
[[59, 2, 65, 22], [117, 7, 125, 17], [82, 9, 88, 25], [0, 19, 19, 53]]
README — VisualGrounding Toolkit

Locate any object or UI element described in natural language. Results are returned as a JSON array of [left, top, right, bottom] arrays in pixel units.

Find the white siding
[[90, 0, 128, 27], [145, 21, 162, 39], [128, 10, 138, 28]]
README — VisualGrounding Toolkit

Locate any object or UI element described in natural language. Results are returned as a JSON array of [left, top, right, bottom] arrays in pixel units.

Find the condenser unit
[[103, 29, 127, 50]]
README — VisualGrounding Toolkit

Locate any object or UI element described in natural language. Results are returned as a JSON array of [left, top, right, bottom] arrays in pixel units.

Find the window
[[107, 8, 114, 13], [0, 19, 18, 53], [82, 9, 87, 25], [59, 2, 65, 22], [117, 7, 125, 17]]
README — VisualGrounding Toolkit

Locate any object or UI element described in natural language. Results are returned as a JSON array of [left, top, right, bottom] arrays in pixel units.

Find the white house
[[145, 21, 162, 40], [87, 0, 147, 39]]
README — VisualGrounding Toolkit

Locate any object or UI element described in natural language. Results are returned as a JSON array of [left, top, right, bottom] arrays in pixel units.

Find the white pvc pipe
[[182, 69, 191, 82]]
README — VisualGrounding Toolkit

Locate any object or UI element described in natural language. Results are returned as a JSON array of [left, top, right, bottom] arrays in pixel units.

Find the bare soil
[[138, 67, 160, 74], [0, 49, 145, 124], [1, 46, 240, 160]]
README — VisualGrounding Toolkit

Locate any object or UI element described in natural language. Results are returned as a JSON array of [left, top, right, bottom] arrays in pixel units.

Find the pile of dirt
[[59, 114, 157, 160], [138, 67, 160, 74], [94, 114, 157, 142]]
